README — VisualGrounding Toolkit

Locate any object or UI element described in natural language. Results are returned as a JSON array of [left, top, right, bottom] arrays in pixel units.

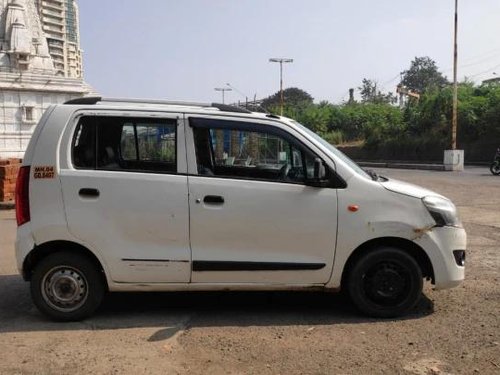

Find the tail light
[[15, 166, 31, 226]]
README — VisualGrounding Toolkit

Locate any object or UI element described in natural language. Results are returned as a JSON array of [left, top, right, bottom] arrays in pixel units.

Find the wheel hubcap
[[41, 266, 88, 312], [364, 261, 410, 306]]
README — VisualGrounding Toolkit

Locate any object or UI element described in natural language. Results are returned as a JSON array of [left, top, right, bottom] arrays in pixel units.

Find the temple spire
[[0, 0, 55, 73]]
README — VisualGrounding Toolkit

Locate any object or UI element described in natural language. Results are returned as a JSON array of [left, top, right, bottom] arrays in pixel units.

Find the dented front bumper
[[414, 226, 466, 289]]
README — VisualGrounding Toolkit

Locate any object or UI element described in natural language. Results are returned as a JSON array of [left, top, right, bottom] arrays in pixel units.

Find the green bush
[[321, 130, 344, 145], [267, 81, 500, 161]]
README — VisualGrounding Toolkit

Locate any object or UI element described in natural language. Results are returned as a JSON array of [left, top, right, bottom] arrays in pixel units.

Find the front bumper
[[414, 226, 466, 289]]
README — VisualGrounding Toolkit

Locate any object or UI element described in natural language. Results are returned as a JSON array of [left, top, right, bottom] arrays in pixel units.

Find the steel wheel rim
[[363, 260, 412, 307], [41, 266, 89, 312]]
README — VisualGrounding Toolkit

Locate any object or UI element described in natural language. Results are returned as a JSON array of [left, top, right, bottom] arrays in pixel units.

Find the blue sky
[[78, 1, 500, 104]]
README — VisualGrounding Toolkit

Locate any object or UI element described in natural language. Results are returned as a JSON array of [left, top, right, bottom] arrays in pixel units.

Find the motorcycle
[[490, 147, 500, 175]]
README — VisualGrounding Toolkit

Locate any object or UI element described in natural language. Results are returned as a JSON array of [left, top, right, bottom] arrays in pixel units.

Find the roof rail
[[64, 96, 102, 105], [64, 97, 252, 114], [64, 97, 210, 107], [210, 103, 252, 114]]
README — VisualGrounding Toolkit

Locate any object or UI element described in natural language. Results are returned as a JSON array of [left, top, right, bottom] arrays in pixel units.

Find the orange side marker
[[348, 205, 359, 212]]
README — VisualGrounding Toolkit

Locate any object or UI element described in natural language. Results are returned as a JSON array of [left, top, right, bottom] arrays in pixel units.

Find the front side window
[[72, 116, 177, 173], [192, 121, 321, 184]]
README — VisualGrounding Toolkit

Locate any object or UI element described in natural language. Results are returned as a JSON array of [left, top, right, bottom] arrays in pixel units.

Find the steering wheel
[[279, 163, 291, 180]]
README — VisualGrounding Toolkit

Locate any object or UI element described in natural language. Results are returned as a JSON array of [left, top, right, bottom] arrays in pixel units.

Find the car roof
[[63, 97, 276, 118]]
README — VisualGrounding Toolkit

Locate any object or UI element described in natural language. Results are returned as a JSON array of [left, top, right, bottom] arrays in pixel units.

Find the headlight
[[422, 196, 462, 227]]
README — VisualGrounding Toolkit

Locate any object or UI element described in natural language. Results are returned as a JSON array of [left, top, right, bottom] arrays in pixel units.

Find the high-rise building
[[0, 0, 94, 158], [35, 0, 83, 78]]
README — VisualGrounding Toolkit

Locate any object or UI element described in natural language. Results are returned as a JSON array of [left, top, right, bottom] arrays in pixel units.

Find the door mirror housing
[[307, 158, 330, 187]]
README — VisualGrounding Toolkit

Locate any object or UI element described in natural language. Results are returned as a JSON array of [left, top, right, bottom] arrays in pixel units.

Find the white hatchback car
[[15, 97, 466, 321]]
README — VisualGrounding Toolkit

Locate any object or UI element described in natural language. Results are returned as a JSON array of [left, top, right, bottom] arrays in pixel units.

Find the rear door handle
[[203, 195, 224, 204], [79, 188, 100, 198]]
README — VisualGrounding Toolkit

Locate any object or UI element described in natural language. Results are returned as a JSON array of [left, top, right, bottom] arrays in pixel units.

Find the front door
[[60, 112, 191, 283], [186, 117, 339, 284]]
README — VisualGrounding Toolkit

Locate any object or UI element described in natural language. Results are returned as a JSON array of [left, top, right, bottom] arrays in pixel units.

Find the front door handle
[[203, 195, 224, 204], [79, 188, 100, 198]]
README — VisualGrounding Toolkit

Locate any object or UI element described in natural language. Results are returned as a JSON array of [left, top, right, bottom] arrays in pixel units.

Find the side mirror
[[313, 158, 326, 181]]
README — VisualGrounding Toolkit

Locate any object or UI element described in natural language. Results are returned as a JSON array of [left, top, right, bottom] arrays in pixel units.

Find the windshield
[[290, 120, 372, 179]]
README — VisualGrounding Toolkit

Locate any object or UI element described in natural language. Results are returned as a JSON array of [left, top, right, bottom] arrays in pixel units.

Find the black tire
[[30, 252, 105, 321], [347, 247, 423, 318], [490, 161, 500, 176]]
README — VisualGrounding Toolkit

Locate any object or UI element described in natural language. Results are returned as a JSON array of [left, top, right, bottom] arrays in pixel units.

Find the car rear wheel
[[347, 247, 423, 318], [31, 252, 104, 321]]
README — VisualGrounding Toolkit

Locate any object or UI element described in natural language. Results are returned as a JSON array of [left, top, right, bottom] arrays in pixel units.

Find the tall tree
[[358, 78, 396, 104], [261, 87, 313, 110], [359, 78, 377, 103], [401, 56, 449, 93]]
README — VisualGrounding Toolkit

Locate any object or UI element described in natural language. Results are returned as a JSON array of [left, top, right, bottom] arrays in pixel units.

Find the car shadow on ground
[[0, 274, 434, 338]]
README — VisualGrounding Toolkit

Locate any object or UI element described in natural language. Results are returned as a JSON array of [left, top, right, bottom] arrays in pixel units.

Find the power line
[[442, 51, 500, 72], [467, 62, 500, 78], [459, 46, 500, 64], [381, 73, 401, 86], [226, 83, 248, 99]]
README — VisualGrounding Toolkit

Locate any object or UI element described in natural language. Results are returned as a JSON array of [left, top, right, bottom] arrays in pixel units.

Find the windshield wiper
[[364, 169, 379, 181], [364, 169, 389, 182]]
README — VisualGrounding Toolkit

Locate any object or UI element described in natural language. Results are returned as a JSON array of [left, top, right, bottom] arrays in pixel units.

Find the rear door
[[60, 111, 191, 283]]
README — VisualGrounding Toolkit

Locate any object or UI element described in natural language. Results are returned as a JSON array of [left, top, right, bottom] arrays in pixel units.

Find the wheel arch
[[22, 240, 108, 290], [340, 236, 434, 289]]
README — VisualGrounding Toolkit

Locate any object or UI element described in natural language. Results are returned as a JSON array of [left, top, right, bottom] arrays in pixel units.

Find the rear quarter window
[[72, 116, 177, 173]]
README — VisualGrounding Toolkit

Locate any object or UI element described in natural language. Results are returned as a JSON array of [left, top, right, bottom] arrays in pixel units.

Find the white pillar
[[444, 149, 464, 171]]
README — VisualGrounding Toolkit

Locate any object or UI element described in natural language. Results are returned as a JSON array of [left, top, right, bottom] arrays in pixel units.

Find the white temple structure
[[0, 0, 94, 158]]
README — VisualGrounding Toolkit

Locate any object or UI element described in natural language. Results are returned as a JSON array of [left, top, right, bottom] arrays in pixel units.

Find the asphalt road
[[0, 166, 498, 374]]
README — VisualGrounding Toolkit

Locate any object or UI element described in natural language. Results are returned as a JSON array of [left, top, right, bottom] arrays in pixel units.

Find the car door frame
[[184, 113, 344, 285], [58, 108, 192, 284]]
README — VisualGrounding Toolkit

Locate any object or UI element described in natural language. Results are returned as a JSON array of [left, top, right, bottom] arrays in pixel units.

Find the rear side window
[[72, 116, 177, 173]]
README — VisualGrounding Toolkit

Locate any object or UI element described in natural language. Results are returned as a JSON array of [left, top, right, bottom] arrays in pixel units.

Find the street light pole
[[214, 87, 232, 104], [451, 0, 458, 150], [269, 58, 293, 116]]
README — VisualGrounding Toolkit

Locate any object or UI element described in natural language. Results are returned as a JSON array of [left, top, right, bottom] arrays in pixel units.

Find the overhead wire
[[467, 62, 500, 78], [442, 51, 500, 72], [459, 46, 500, 64]]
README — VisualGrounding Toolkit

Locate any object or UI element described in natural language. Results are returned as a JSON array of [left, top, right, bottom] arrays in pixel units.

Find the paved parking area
[[0, 167, 498, 374]]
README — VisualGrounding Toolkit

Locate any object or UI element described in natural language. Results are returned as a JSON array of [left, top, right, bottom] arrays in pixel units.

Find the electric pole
[[269, 58, 293, 116], [444, 0, 463, 171], [452, 0, 458, 150]]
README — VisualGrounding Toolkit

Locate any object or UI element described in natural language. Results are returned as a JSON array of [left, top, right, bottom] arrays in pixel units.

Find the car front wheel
[[347, 247, 423, 318]]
